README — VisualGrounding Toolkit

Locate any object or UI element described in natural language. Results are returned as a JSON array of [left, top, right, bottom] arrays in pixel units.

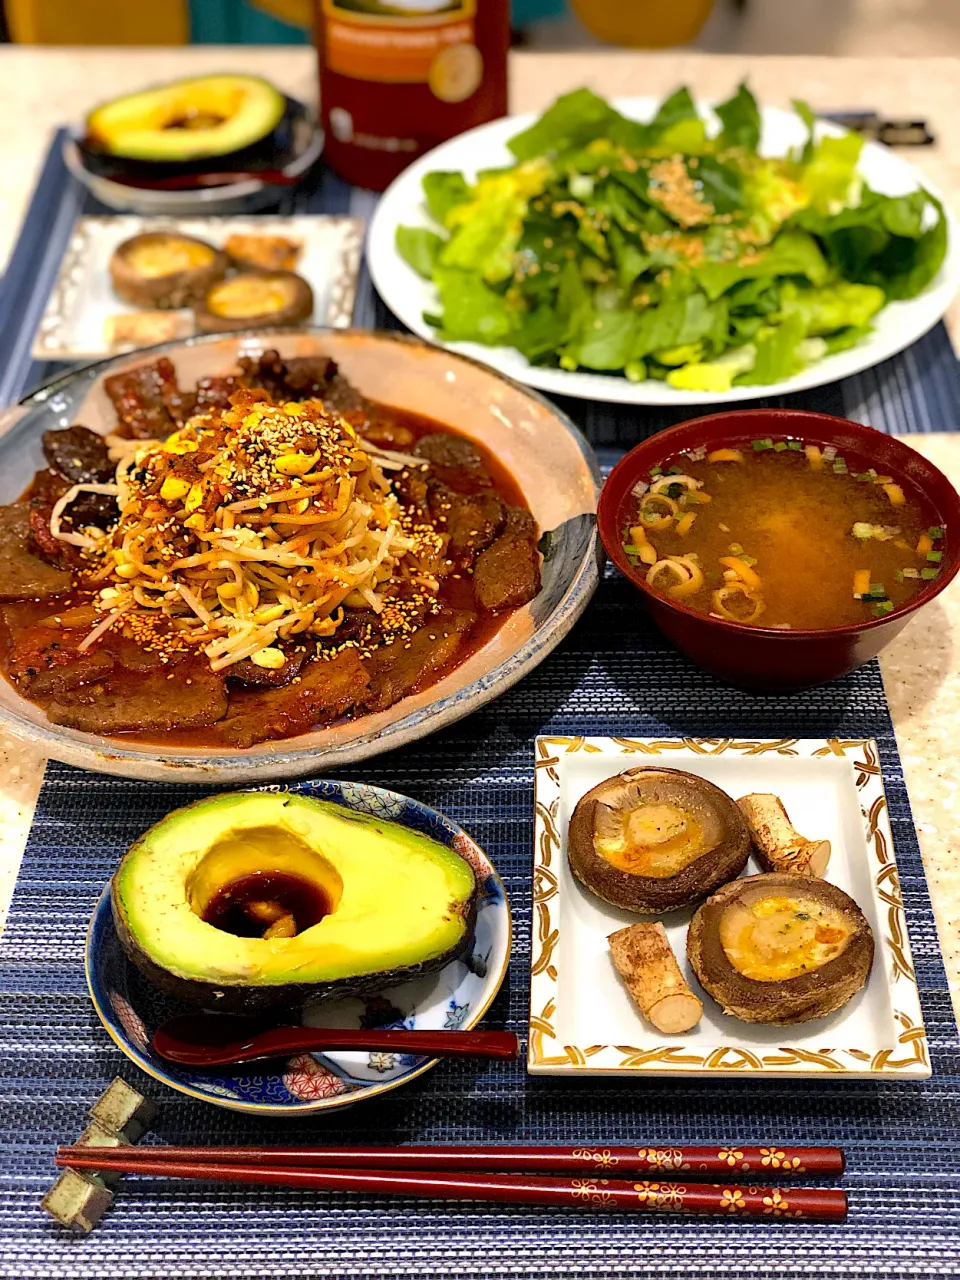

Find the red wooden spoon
[[113, 168, 299, 190], [153, 1014, 519, 1067]]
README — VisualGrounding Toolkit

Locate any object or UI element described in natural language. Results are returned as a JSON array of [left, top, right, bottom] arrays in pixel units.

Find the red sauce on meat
[[0, 371, 542, 750]]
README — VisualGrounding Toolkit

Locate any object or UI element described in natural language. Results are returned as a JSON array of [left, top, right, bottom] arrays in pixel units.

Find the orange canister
[[315, 0, 509, 191]]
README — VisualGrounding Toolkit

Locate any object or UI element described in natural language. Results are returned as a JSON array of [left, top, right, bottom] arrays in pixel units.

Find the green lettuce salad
[[395, 84, 947, 391]]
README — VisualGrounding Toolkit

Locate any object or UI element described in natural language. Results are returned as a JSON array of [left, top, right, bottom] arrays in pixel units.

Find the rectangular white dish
[[529, 736, 930, 1078], [33, 214, 364, 361]]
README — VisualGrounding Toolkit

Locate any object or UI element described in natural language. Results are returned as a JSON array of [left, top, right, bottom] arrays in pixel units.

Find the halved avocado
[[686, 873, 874, 1024], [194, 271, 314, 333], [568, 767, 750, 913], [111, 792, 478, 1012], [110, 233, 228, 309], [85, 74, 286, 163]]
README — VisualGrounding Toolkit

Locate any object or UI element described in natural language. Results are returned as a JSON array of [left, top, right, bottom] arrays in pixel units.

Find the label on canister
[[321, 0, 483, 101]]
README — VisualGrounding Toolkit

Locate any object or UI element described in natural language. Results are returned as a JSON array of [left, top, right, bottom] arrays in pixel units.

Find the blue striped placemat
[[0, 137, 957, 1280]]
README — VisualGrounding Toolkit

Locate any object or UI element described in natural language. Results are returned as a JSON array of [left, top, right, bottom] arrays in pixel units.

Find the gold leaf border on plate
[[33, 215, 366, 360], [528, 736, 930, 1077]]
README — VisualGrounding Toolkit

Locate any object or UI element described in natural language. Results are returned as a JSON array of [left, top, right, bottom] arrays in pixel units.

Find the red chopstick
[[110, 170, 299, 190], [56, 1142, 843, 1178], [53, 1154, 847, 1222]]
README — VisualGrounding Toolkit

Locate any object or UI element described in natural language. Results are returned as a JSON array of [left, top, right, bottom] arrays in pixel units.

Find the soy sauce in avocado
[[203, 870, 332, 939]]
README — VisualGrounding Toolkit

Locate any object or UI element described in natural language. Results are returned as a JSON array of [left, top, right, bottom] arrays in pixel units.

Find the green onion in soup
[[627, 440, 941, 630]]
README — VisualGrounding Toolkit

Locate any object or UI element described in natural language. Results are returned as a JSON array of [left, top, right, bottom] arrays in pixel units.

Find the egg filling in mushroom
[[195, 270, 314, 332], [718, 894, 854, 982], [686, 873, 874, 1024], [124, 235, 218, 278], [206, 274, 302, 319], [594, 798, 710, 878], [110, 232, 227, 309]]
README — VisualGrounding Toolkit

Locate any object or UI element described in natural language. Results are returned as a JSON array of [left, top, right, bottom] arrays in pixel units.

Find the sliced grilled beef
[[228, 649, 305, 689], [216, 649, 369, 748], [473, 506, 542, 611], [413, 432, 490, 491], [429, 484, 504, 560], [41, 426, 113, 485], [192, 375, 243, 412], [0, 505, 74, 600], [363, 609, 475, 713], [4, 623, 114, 696], [104, 357, 184, 439], [43, 655, 227, 734]]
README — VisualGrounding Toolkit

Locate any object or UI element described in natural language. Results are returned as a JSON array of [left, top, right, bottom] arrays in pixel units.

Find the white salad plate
[[529, 736, 930, 1079], [32, 215, 364, 362], [368, 99, 960, 406]]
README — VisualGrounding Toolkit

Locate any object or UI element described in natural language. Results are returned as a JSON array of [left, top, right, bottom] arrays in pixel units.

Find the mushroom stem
[[608, 922, 703, 1033], [736, 794, 831, 877]]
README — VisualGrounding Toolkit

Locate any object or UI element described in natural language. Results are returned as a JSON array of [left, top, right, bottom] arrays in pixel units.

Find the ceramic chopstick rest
[[41, 1168, 114, 1234], [41, 1077, 158, 1232], [88, 1077, 158, 1141]]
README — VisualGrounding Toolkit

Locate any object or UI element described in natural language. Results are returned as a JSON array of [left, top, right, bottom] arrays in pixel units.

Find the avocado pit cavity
[[186, 823, 344, 941], [203, 871, 332, 940], [165, 110, 227, 131]]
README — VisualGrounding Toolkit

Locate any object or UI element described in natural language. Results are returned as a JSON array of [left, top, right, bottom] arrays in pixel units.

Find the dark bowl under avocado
[[568, 766, 750, 913], [111, 791, 478, 1013], [81, 77, 308, 185]]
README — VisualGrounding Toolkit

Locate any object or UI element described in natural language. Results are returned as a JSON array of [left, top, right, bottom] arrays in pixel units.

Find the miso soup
[[621, 438, 942, 630]]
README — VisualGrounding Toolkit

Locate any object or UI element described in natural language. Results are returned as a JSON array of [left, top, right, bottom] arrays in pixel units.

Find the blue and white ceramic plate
[[85, 779, 512, 1114]]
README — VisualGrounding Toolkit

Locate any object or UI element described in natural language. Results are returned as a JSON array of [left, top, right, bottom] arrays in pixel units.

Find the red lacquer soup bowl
[[597, 408, 960, 690]]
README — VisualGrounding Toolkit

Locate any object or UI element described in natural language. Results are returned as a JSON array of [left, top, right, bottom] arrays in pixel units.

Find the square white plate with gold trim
[[529, 736, 930, 1079], [32, 215, 364, 362]]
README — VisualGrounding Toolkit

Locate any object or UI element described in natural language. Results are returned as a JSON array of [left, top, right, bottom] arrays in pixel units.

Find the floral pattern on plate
[[336, 781, 406, 821], [283, 1054, 356, 1101]]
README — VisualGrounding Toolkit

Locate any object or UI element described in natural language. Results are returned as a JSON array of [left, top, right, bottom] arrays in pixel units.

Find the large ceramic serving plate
[[529, 736, 930, 1079], [369, 99, 960, 406], [87, 780, 511, 1115], [0, 328, 600, 782]]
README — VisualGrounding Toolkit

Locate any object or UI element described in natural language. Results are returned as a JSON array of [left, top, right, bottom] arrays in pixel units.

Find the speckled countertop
[[0, 48, 957, 1022], [880, 434, 960, 1018]]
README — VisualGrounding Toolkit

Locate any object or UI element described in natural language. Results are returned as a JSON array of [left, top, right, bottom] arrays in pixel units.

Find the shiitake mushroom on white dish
[[110, 232, 227, 309], [687, 872, 874, 1025], [194, 270, 314, 333], [567, 766, 750, 914]]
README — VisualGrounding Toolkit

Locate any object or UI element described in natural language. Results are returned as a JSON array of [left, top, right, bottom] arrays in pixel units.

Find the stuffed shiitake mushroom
[[567, 767, 750, 913], [686, 873, 874, 1024], [194, 270, 314, 333], [110, 232, 227, 309]]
